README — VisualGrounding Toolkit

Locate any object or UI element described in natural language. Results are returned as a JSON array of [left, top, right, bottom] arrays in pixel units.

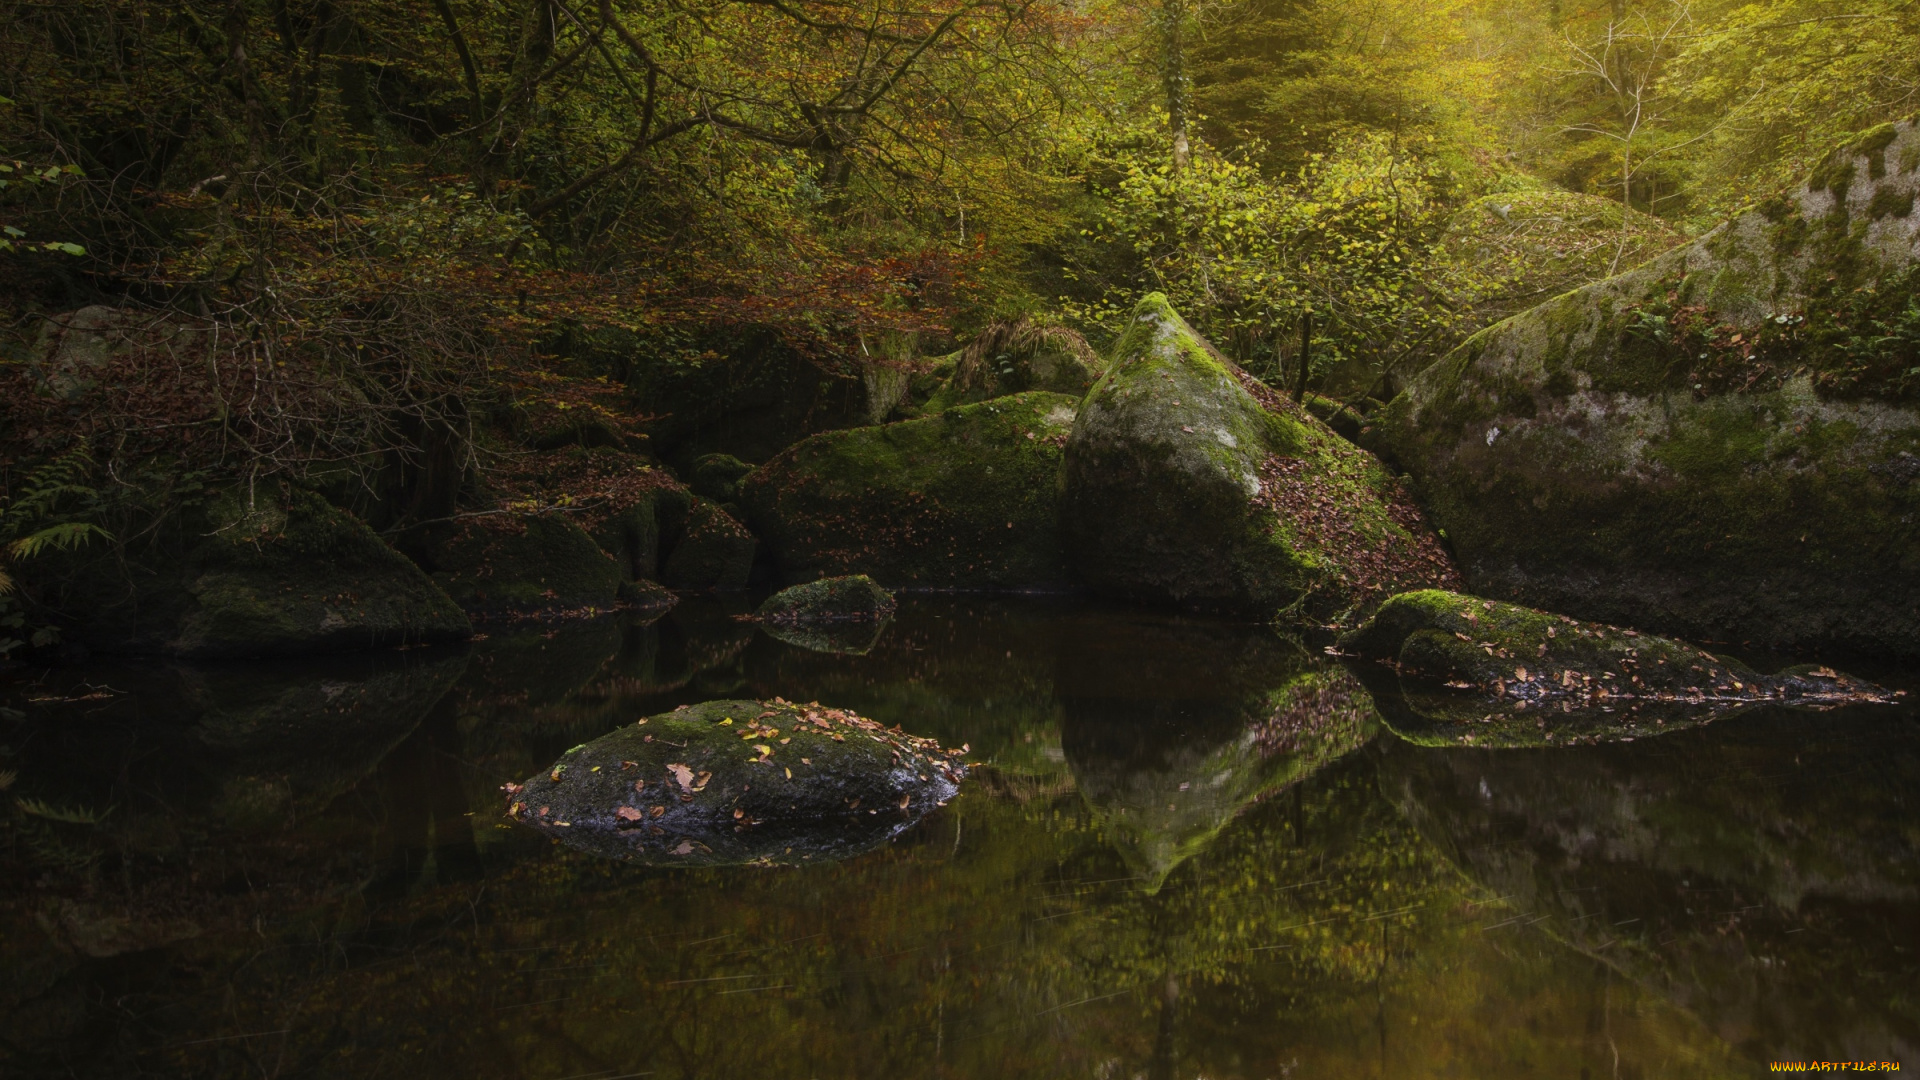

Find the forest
[[2, 0, 1916, 658], [2, 3, 1919, 1075]]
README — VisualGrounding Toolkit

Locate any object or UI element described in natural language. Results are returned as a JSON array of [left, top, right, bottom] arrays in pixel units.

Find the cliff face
[[1377, 118, 1920, 655]]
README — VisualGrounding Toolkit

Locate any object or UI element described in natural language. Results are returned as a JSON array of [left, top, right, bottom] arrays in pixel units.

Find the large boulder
[[756, 574, 895, 623], [738, 392, 1079, 587], [505, 698, 965, 864], [1376, 118, 1920, 655], [62, 489, 470, 658], [1062, 293, 1459, 618]]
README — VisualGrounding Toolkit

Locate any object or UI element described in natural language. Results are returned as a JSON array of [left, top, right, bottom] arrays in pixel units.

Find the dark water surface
[[2, 597, 1915, 1078]]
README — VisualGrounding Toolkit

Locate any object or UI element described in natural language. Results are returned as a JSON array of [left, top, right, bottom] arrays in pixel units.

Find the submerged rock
[[506, 699, 965, 864], [757, 575, 895, 623], [739, 391, 1078, 587], [1340, 589, 1895, 746], [1375, 118, 1920, 656], [1062, 293, 1458, 618]]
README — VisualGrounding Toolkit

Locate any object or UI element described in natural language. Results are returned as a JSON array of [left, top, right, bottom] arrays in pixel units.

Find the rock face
[[739, 391, 1079, 587], [506, 699, 965, 865], [68, 489, 471, 658], [1376, 118, 1920, 656], [1062, 293, 1459, 618], [757, 575, 895, 623], [1341, 589, 1894, 746]]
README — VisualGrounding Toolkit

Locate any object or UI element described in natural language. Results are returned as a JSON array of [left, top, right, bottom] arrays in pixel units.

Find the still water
[[2, 597, 1915, 1078]]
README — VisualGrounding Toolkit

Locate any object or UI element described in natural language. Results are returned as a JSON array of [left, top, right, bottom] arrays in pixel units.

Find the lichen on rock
[[1375, 117, 1920, 656], [505, 698, 966, 865], [1061, 293, 1458, 620], [738, 391, 1078, 587]]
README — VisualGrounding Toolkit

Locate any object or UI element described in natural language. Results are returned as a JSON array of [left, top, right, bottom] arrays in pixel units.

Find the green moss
[[739, 391, 1078, 587], [508, 698, 965, 865], [756, 574, 894, 623], [1868, 186, 1914, 219]]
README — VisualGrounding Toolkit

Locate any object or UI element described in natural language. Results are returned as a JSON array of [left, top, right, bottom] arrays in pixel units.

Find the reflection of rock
[[759, 618, 890, 656], [178, 650, 467, 817], [1343, 590, 1895, 747], [1380, 708, 1920, 1064], [1059, 618, 1378, 888], [508, 699, 965, 865]]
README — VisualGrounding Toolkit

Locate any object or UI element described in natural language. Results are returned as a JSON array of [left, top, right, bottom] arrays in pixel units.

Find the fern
[[9, 521, 110, 559], [15, 796, 113, 824]]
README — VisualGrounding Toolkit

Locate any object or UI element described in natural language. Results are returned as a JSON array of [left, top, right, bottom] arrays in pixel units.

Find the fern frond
[[15, 796, 112, 824], [9, 521, 110, 559]]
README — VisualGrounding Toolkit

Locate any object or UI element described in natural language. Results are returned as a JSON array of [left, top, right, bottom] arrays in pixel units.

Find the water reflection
[[0, 596, 1912, 1078]]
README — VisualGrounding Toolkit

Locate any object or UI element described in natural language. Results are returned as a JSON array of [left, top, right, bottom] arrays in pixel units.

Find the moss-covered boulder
[[660, 498, 755, 591], [738, 391, 1079, 587], [1062, 293, 1459, 618], [1375, 118, 1920, 656], [688, 452, 755, 504], [65, 489, 470, 658], [757, 574, 895, 623], [430, 513, 623, 615], [505, 698, 965, 864], [1341, 589, 1894, 746]]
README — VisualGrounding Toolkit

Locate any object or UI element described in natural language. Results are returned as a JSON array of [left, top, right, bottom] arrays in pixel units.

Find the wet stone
[[505, 698, 965, 864], [1339, 589, 1896, 746]]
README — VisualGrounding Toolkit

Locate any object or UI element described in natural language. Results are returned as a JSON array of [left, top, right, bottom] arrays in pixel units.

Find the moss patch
[[757, 574, 895, 623], [738, 391, 1079, 588]]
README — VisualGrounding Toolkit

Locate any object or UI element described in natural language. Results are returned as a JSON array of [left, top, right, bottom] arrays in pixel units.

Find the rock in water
[[757, 575, 895, 623], [505, 699, 966, 865], [1061, 293, 1458, 618], [660, 498, 756, 591], [431, 513, 624, 615], [739, 392, 1077, 587], [1340, 589, 1895, 746], [1375, 118, 1920, 656]]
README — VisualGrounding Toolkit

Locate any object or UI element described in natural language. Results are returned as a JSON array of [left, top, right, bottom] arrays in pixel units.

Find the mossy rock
[[617, 578, 677, 609], [64, 488, 471, 658], [919, 319, 1105, 413], [689, 453, 755, 503], [1341, 590, 1893, 747], [1061, 293, 1459, 619], [738, 391, 1079, 588], [1375, 118, 1920, 656], [505, 698, 966, 865], [431, 513, 624, 615], [660, 498, 756, 591], [756, 575, 895, 623]]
